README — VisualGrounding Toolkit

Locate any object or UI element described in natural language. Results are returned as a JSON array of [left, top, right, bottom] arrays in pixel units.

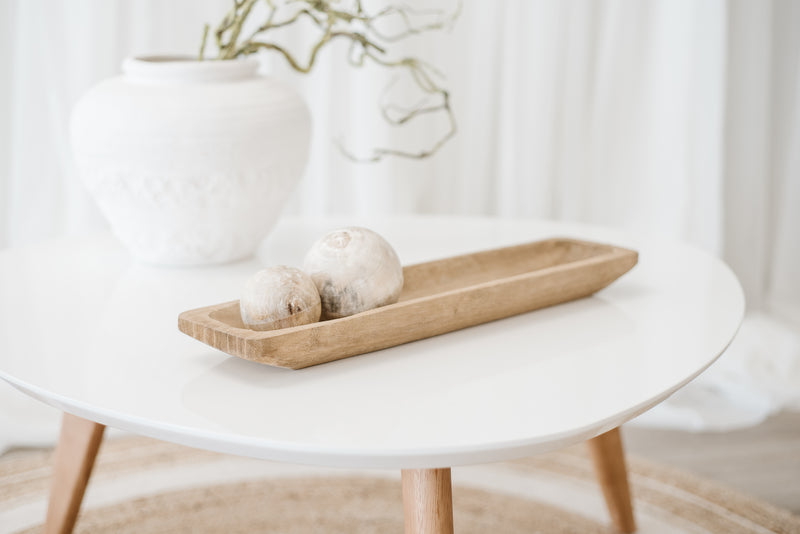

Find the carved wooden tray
[[178, 238, 638, 369]]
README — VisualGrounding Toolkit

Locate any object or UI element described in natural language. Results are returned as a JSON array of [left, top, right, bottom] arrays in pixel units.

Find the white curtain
[[0, 0, 798, 450]]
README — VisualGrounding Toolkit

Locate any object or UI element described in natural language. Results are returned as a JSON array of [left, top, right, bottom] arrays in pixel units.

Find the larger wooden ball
[[303, 227, 403, 319]]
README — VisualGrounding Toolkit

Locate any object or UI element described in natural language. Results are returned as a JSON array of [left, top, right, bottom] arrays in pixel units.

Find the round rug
[[1, 436, 798, 533]]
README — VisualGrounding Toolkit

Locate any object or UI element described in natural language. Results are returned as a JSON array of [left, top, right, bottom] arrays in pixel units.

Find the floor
[[2, 411, 797, 522], [623, 410, 800, 514]]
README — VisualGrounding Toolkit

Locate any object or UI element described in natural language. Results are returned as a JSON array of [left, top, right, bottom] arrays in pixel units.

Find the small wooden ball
[[240, 266, 321, 331]]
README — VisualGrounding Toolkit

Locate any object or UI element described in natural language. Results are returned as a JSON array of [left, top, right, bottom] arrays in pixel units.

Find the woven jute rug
[[2, 436, 798, 533]]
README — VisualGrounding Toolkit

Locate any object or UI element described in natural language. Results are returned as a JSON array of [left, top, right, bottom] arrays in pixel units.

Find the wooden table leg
[[587, 427, 636, 533], [45, 413, 106, 534], [401, 468, 454, 534]]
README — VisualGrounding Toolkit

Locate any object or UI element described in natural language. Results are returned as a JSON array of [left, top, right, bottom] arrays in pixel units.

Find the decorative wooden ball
[[240, 266, 321, 331], [303, 227, 404, 320]]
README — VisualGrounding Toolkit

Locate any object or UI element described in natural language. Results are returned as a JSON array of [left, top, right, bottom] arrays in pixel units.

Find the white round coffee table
[[0, 217, 744, 534]]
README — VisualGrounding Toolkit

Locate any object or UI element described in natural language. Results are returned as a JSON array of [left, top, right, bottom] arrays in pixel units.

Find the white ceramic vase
[[71, 56, 311, 265]]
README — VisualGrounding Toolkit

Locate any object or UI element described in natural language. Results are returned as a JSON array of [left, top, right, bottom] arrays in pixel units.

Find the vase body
[[71, 56, 311, 265]]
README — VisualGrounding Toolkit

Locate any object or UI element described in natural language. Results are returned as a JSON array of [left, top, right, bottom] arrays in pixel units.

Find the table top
[[0, 217, 744, 469]]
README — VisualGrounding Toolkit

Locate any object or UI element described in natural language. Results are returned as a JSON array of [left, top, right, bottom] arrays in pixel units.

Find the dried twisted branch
[[200, 0, 459, 162]]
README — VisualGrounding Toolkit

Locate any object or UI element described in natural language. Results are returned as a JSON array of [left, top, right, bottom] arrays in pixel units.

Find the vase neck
[[122, 55, 259, 84]]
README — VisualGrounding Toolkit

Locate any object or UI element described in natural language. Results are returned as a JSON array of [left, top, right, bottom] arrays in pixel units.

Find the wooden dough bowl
[[178, 238, 638, 369]]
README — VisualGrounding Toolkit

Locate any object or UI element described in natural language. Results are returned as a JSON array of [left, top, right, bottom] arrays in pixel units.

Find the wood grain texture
[[587, 427, 636, 533], [178, 238, 638, 369], [45, 413, 105, 534], [402, 468, 454, 534]]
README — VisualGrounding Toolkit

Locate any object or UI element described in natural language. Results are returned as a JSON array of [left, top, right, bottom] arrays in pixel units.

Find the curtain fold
[[0, 1, 798, 449], [764, 0, 800, 327]]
